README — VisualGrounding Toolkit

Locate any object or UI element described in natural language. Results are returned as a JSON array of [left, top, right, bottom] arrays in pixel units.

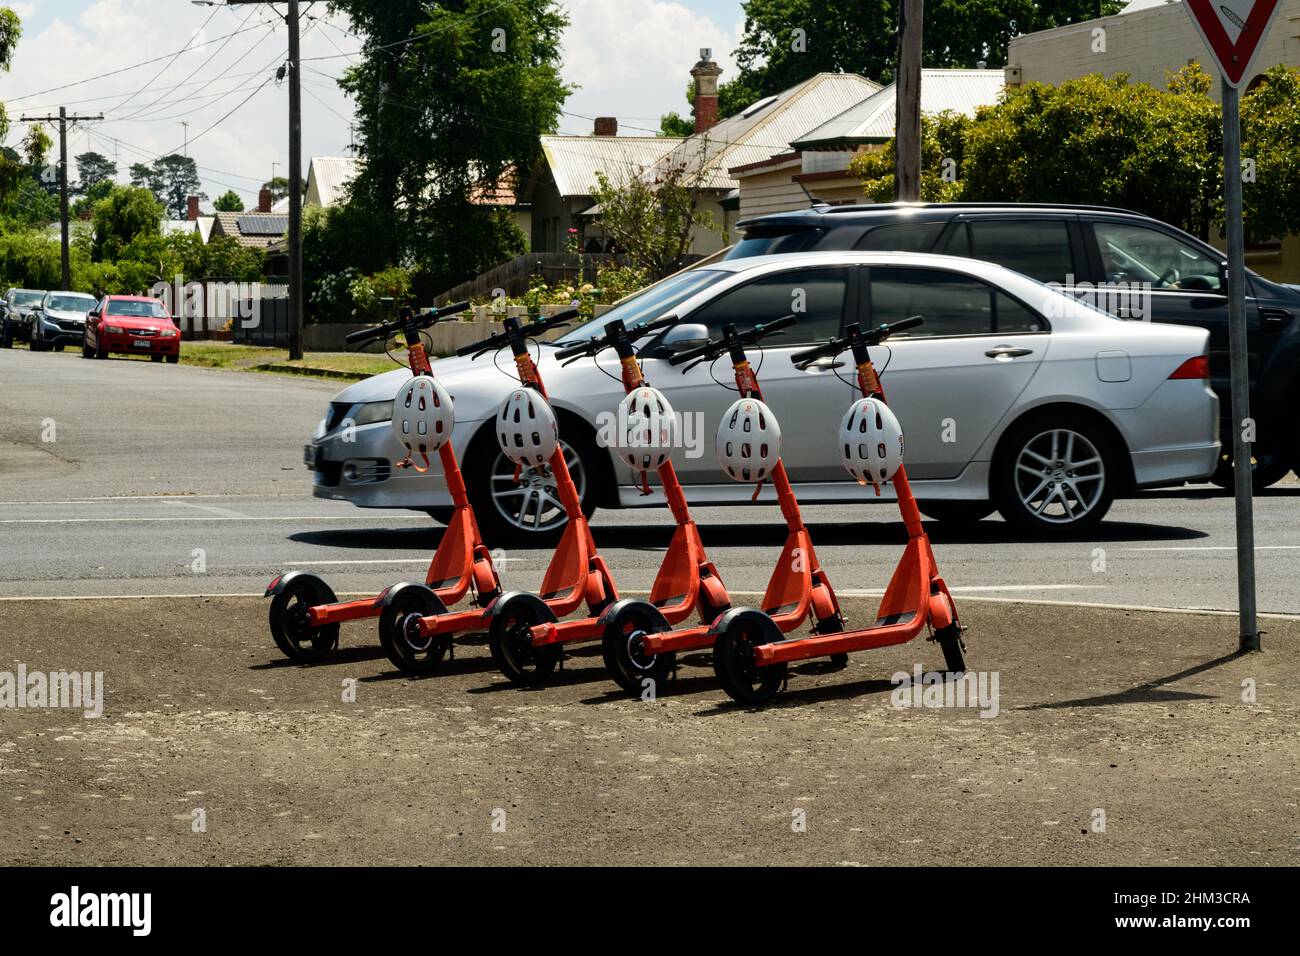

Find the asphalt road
[[2, 347, 1298, 614]]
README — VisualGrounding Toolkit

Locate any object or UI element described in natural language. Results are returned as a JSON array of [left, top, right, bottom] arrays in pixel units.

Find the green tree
[[850, 110, 972, 202], [590, 159, 722, 279], [129, 154, 205, 218], [332, 0, 571, 292], [0, 5, 22, 205], [261, 176, 296, 202], [91, 185, 163, 261], [1240, 65, 1300, 243], [698, 0, 1124, 120], [74, 151, 117, 195], [959, 66, 1222, 239], [213, 190, 244, 212]]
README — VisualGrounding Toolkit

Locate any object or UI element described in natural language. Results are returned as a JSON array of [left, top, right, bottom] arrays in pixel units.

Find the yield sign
[[1183, 0, 1284, 86]]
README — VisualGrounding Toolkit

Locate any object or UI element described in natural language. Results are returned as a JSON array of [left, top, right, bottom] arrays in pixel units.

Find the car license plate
[[304, 444, 321, 470], [133, 339, 150, 348]]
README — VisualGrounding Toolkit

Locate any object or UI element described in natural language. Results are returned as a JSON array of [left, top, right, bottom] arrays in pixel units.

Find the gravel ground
[[0, 596, 1296, 866]]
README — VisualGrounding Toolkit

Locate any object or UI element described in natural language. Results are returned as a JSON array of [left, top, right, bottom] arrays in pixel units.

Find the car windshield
[[554, 269, 729, 343], [48, 294, 96, 312], [106, 300, 169, 319], [13, 291, 45, 306]]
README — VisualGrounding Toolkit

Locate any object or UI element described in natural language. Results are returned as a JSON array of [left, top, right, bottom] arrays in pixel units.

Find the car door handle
[[985, 346, 1034, 359], [800, 357, 843, 371]]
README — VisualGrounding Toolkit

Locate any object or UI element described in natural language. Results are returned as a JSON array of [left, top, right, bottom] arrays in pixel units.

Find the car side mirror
[[88, 310, 100, 320], [659, 322, 710, 353]]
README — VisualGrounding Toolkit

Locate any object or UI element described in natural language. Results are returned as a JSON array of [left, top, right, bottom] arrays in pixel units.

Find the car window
[[47, 294, 96, 312], [106, 299, 169, 319], [941, 223, 971, 257], [853, 221, 946, 253], [723, 227, 825, 260], [686, 267, 848, 344], [556, 269, 729, 343], [13, 291, 45, 307], [967, 219, 1074, 284], [1091, 221, 1223, 291], [869, 267, 995, 337]]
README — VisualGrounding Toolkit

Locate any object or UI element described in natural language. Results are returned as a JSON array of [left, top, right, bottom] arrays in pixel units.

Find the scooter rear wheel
[[490, 599, 562, 685], [602, 604, 674, 696], [269, 577, 341, 662], [378, 587, 452, 674], [714, 620, 787, 706]]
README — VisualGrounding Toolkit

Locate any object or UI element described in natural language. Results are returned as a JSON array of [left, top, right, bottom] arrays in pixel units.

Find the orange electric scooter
[[710, 317, 969, 704], [265, 301, 501, 666], [378, 310, 621, 684], [635, 316, 846, 675], [518, 315, 733, 692]]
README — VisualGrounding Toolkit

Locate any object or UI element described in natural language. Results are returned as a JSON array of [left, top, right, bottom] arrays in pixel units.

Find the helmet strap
[[638, 470, 652, 496], [750, 478, 766, 503]]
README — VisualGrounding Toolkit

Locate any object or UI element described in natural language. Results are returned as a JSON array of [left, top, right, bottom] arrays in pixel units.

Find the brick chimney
[[186, 195, 201, 221], [690, 48, 723, 133], [257, 188, 273, 212], [593, 116, 618, 136]]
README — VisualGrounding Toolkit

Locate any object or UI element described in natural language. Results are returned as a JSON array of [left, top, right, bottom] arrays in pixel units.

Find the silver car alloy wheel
[[489, 440, 586, 532], [1013, 427, 1105, 525]]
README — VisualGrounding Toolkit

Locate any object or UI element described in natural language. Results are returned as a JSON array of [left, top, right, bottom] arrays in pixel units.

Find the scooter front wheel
[[378, 586, 452, 674], [489, 598, 561, 686], [713, 620, 786, 706], [933, 623, 967, 673], [269, 577, 341, 662], [602, 603, 674, 696]]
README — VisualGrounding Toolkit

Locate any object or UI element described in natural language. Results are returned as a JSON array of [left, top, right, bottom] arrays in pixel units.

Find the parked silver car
[[28, 291, 98, 351], [305, 251, 1219, 543]]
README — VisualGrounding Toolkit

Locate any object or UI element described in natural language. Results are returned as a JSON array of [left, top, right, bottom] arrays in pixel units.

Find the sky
[[0, 0, 746, 205]]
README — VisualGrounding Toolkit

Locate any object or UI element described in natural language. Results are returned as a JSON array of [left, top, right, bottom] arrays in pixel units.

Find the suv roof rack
[[813, 201, 1142, 216]]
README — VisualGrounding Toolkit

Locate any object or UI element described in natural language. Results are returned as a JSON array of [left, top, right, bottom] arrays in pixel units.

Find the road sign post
[[1183, 0, 1281, 651]]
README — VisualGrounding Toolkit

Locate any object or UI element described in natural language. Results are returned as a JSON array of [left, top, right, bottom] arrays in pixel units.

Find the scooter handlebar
[[455, 306, 581, 358], [554, 313, 680, 364], [668, 314, 796, 368], [344, 300, 471, 346], [788, 315, 924, 366]]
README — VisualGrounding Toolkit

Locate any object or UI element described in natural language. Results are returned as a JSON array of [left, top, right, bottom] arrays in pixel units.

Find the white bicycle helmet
[[497, 386, 559, 467], [615, 385, 677, 472], [716, 397, 781, 482], [839, 397, 904, 486], [392, 375, 454, 459]]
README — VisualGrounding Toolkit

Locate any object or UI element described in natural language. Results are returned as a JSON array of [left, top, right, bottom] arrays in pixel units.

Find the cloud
[[556, 0, 744, 134], [0, 1, 746, 201]]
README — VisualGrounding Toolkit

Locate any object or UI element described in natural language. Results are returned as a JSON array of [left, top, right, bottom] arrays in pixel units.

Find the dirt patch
[[0, 596, 1295, 866]]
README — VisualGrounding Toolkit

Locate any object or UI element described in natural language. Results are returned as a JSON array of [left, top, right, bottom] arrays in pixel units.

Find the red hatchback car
[[83, 295, 182, 363]]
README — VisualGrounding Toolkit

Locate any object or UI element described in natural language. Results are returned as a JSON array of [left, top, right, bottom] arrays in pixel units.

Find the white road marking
[[0, 515, 428, 524], [1120, 545, 1300, 552], [160, 500, 249, 519], [1, 591, 1297, 620]]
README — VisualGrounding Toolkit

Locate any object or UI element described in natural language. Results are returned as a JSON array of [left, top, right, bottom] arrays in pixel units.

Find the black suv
[[727, 203, 1300, 489]]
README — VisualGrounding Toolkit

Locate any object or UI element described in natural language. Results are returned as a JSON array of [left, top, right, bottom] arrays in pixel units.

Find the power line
[[1, 18, 273, 103], [114, 7, 268, 122], [107, 5, 222, 116]]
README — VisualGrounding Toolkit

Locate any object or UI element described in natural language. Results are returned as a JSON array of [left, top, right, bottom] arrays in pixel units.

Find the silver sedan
[[305, 251, 1219, 544]]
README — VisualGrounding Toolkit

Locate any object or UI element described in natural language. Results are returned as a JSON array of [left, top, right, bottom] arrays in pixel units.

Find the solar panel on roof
[[236, 215, 288, 236]]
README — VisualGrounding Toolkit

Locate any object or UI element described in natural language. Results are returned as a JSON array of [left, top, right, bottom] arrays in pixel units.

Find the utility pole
[[1221, 78, 1259, 652], [893, 0, 923, 202], [20, 106, 105, 290], [181, 121, 190, 158], [228, 0, 304, 359]]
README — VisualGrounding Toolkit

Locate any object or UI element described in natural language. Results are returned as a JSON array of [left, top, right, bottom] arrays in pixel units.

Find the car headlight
[[160, 328, 178, 338], [105, 325, 124, 334], [347, 400, 393, 427]]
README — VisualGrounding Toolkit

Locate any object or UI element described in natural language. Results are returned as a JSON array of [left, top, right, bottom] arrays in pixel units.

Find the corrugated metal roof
[[540, 136, 681, 197], [648, 73, 881, 190], [307, 156, 360, 208], [793, 69, 1005, 148]]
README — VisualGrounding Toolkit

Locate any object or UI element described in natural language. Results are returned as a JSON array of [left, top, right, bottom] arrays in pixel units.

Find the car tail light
[[1169, 356, 1209, 380]]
